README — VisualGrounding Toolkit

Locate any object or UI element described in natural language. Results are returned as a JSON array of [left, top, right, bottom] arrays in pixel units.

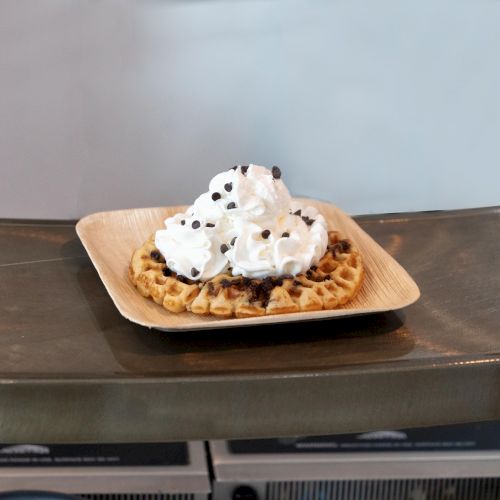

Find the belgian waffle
[[129, 231, 364, 318]]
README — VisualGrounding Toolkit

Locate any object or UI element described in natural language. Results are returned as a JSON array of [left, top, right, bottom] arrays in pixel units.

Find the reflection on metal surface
[[377, 217, 411, 224], [0, 227, 70, 245], [449, 358, 500, 366], [0, 256, 79, 268], [386, 234, 403, 256]]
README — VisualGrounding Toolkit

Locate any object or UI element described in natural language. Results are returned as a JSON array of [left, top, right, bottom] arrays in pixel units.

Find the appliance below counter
[[210, 422, 500, 500], [0, 441, 210, 497]]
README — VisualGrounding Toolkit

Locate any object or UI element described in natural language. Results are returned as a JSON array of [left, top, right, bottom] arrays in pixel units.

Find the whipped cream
[[155, 165, 328, 280]]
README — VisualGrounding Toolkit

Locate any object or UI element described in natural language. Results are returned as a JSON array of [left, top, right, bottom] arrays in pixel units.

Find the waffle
[[129, 231, 364, 318]]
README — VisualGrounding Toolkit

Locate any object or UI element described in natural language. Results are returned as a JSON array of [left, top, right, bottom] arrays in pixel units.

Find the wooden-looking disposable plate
[[76, 199, 420, 331]]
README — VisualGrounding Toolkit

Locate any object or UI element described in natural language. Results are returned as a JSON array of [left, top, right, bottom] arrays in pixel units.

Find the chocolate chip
[[211, 192, 221, 201], [261, 229, 271, 239], [340, 239, 351, 253], [248, 281, 260, 302], [293, 209, 302, 216], [220, 244, 229, 254], [311, 265, 318, 271], [241, 166, 249, 175], [306, 270, 313, 279], [273, 278, 283, 287], [230, 236, 237, 246], [163, 267, 173, 277], [261, 276, 274, 292], [302, 216, 314, 226], [192, 220, 201, 229], [281, 232, 290, 238], [272, 166, 281, 179], [227, 202, 237, 210], [231, 166, 238, 171], [191, 267, 199, 278], [261, 277, 274, 307], [332, 240, 351, 256], [150, 250, 161, 261], [224, 182, 232, 192], [206, 222, 215, 228], [181, 220, 186, 225], [293, 280, 301, 286], [176, 275, 189, 284]]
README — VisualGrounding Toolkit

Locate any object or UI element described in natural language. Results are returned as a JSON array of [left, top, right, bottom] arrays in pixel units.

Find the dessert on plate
[[129, 165, 364, 318]]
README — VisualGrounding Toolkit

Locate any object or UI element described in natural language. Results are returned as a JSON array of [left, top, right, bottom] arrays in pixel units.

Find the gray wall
[[1, 0, 499, 219]]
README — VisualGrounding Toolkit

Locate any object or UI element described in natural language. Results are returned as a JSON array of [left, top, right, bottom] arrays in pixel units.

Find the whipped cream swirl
[[155, 165, 328, 280]]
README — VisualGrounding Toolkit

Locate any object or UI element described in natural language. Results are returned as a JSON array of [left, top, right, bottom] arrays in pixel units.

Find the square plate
[[76, 199, 420, 331]]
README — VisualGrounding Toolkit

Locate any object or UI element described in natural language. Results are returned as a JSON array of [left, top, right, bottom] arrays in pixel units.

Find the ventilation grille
[[80, 495, 194, 500], [265, 478, 500, 500]]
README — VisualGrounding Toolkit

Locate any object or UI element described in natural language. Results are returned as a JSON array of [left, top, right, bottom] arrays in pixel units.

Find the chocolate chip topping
[[191, 267, 199, 278], [220, 244, 229, 254], [237, 275, 303, 305], [263, 277, 275, 289], [293, 209, 302, 216], [310, 265, 318, 271], [241, 166, 249, 175], [162, 267, 173, 277], [231, 166, 238, 171], [206, 222, 215, 228], [260, 277, 274, 307], [192, 220, 201, 229], [330, 239, 351, 256], [272, 166, 282, 179], [281, 232, 290, 238], [230, 236, 237, 246], [339, 239, 351, 252], [181, 220, 186, 225], [302, 215, 315, 226], [176, 275, 189, 284], [150, 250, 161, 261], [211, 192, 221, 201], [224, 182, 232, 192], [248, 281, 260, 302], [227, 202, 237, 210], [261, 229, 271, 239]]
